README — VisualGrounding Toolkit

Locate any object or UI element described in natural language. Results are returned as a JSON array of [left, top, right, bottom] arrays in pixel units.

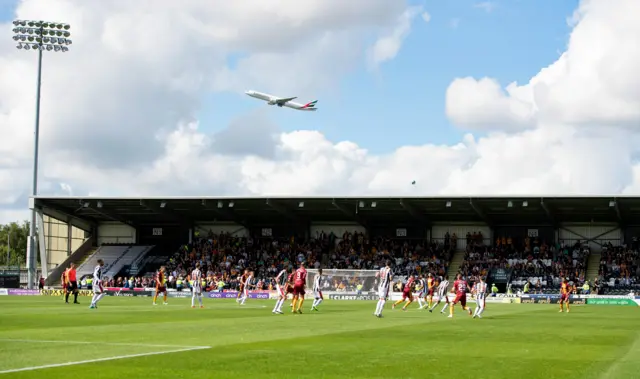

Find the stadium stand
[[457, 235, 591, 294], [77, 245, 150, 278], [32, 196, 640, 296], [102, 245, 154, 279], [153, 230, 451, 293], [76, 245, 127, 277], [598, 243, 639, 293], [160, 233, 327, 291]]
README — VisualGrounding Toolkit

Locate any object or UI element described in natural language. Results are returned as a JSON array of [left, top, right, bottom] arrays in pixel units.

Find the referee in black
[[65, 263, 80, 304]]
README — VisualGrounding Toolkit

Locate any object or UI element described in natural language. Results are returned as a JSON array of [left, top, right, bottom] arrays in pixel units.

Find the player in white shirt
[[191, 263, 204, 309], [311, 269, 324, 311], [272, 267, 290, 314], [89, 259, 105, 309], [415, 275, 428, 309], [374, 260, 393, 318], [429, 275, 450, 313], [240, 271, 254, 305], [473, 276, 487, 318]]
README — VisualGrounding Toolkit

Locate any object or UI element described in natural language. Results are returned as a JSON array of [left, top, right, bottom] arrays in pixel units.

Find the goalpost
[[306, 269, 380, 294]]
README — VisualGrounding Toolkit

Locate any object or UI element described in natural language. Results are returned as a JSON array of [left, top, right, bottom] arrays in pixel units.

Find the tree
[[0, 221, 30, 267]]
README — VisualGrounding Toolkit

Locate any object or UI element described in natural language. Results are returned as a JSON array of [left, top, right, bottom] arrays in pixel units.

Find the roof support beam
[[540, 198, 558, 227], [399, 199, 429, 225], [200, 200, 251, 230], [469, 198, 493, 227], [332, 199, 367, 227], [265, 199, 298, 221], [82, 201, 137, 227], [140, 200, 194, 226], [612, 197, 625, 226], [559, 225, 620, 248], [37, 200, 95, 231]]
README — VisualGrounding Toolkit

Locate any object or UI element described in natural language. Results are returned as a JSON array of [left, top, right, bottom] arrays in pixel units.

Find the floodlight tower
[[12, 20, 71, 289]]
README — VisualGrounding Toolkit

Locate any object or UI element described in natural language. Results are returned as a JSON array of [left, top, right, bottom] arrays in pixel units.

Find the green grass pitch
[[0, 296, 638, 378]]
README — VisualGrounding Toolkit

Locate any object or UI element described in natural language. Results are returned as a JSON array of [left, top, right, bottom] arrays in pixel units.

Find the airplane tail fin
[[301, 100, 318, 109]]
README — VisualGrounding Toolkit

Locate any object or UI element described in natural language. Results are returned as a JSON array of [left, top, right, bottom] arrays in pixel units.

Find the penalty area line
[[0, 346, 210, 374]]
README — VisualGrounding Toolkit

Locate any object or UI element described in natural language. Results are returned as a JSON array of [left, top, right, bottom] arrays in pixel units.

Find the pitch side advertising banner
[[0, 289, 8, 296], [520, 294, 586, 305], [8, 289, 40, 296], [207, 291, 270, 299], [520, 294, 640, 305], [485, 297, 521, 304], [586, 298, 639, 306], [168, 291, 193, 298], [328, 292, 378, 301], [388, 293, 479, 303], [105, 287, 147, 292], [107, 289, 153, 297], [41, 289, 93, 296]]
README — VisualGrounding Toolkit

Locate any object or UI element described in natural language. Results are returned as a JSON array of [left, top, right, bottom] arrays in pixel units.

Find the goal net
[[306, 269, 379, 293]]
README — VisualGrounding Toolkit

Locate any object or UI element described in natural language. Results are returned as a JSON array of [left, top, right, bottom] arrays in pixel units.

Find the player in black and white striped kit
[[429, 275, 450, 313], [416, 275, 428, 309], [272, 267, 289, 314], [473, 276, 487, 318], [191, 263, 204, 309], [311, 269, 323, 311], [374, 260, 393, 318], [89, 259, 105, 309]]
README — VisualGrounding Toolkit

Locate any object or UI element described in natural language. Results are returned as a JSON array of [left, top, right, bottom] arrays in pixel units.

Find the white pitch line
[[0, 338, 204, 349], [0, 346, 210, 374]]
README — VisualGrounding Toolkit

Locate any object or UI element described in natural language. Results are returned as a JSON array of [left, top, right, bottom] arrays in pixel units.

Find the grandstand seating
[[76, 245, 138, 278], [140, 255, 172, 277], [455, 236, 593, 293], [156, 231, 451, 293], [598, 244, 639, 292], [103, 245, 154, 279], [148, 229, 638, 296]]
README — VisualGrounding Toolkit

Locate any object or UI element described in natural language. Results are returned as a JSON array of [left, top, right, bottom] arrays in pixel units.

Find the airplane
[[245, 90, 317, 111]]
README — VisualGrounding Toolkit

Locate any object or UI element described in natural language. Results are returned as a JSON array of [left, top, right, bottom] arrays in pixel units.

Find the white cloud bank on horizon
[[1, 0, 640, 224]]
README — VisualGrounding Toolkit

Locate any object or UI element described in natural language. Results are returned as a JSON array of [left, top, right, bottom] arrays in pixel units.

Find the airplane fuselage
[[245, 90, 317, 111]]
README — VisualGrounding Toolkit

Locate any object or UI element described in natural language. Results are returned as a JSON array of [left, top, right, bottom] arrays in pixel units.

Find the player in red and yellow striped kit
[[393, 275, 415, 311], [153, 266, 168, 305], [559, 278, 572, 313], [426, 273, 436, 309]]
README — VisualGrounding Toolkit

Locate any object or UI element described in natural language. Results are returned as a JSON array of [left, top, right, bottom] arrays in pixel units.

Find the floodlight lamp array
[[12, 19, 71, 52]]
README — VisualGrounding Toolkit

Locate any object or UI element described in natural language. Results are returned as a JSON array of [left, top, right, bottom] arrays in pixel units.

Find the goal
[[306, 269, 380, 293]]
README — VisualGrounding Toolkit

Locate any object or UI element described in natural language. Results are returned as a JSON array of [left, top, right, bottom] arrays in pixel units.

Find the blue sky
[[200, 0, 580, 154], [1, 0, 579, 154]]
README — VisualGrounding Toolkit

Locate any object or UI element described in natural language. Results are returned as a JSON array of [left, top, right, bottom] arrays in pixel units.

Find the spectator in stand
[[598, 242, 639, 292], [158, 229, 453, 293], [459, 234, 589, 293]]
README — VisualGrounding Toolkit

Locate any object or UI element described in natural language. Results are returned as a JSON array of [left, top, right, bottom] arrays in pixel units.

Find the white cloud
[[369, 6, 423, 67], [421, 12, 431, 23], [474, 2, 496, 13], [446, 0, 640, 132], [446, 77, 537, 131], [449, 18, 460, 29], [1, 0, 640, 226]]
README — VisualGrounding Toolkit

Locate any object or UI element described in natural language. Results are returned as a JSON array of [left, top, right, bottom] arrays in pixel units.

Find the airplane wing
[[274, 96, 297, 105]]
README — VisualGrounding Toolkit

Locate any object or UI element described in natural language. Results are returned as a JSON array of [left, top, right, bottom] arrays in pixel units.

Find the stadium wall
[[43, 215, 88, 269], [97, 222, 136, 245], [196, 222, 248, 237], [559, 223, 621, 250], [431, 223, 491, 249], [310, 222, 365, 240]]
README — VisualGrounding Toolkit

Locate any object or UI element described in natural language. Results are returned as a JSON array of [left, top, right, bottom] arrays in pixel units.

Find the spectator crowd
[[89, 230, 639, 296], [459, 234, 591, 293], [147, 230, 454, 293], [599, 242, 639, 289]]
